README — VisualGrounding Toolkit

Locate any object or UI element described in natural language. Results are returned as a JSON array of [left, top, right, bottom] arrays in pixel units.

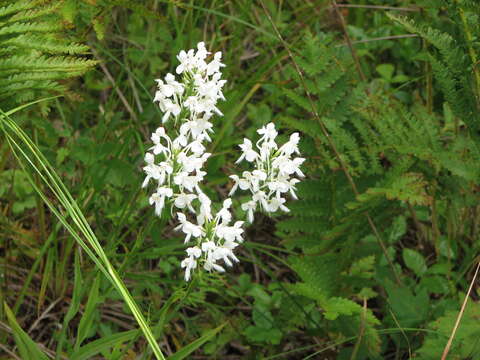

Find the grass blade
[[167, 323, 226, 360], [4, 302, 50, 360], [70, 330, 139, 360], [0, 102, 166, 360]]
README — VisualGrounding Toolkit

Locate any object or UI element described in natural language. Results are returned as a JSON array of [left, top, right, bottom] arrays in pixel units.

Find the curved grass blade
[[4, 302, 49, 360], [70, 330, 139, 360], [0, 103, 166, 360], [167, 323, 226, 360]]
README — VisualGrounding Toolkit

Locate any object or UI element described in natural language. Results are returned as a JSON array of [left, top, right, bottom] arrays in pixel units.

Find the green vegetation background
[[1, 0, 480, 359]]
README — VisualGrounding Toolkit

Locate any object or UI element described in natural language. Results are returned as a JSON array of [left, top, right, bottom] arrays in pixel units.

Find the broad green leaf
[[402, 248, 427, 276], [376, 64, 395, 80], [385, 280, 429, 327]]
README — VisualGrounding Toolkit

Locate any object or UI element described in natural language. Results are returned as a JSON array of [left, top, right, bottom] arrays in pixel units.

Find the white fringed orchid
[[143, 42, 304, 281]]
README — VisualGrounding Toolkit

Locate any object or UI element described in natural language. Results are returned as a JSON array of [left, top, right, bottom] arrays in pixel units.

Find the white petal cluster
[[153, 41, 226, 124], [231, 123, 305, 223], [144, 43, 304, 281]]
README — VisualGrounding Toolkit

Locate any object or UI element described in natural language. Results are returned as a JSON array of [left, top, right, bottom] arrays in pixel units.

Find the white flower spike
[[143, 43, 304, 281]]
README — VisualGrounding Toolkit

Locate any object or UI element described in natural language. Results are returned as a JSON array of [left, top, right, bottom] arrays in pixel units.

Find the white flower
[[176, 48, 195, 74], [267, 197, 290, 213], [142, 153, 159, 188], [174, 172, 202, 192], [175, 213, 203, 243], [267, 179, 290, 196], [172, 134, 188, 149], [181, 256, 197, 281], [236, 138, 259, 164], [216, 198, 233, 224], [207, 52, 225, 75], [204, 258, 225, 273], [222, 221, 244, 242], [202, 241, 216, 252], [183, 117, 213, 140], [288, 178, 300, 199], [164, 73, 184, 94], [241, 200, 257, 223], [149, 187, 173, 215], [150, 128, 171, 155], [186, 246, 202, 258], [279, 132, 300, 156], [229, 174, 250, 195], [257, 122, 278, 141], [159, 98, 181, 123], [213, 246, 238, 267], [174, 193, 197, 212], [243, 170, 265, 193], [275, 157, 306, 177], [253, 191, 269, 211], [154, 73, 183, 99], [198, 192, 213, 225]]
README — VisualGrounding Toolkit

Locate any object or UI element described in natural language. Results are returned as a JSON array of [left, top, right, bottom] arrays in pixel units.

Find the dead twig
[[441, 261, 480, 360], [333, 4, 420, 12], [336, 34, 419, 47], [331, 0, 367, 83]]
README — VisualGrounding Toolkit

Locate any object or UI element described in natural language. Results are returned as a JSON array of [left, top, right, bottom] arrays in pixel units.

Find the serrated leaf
[[402, 248, 427, 276]]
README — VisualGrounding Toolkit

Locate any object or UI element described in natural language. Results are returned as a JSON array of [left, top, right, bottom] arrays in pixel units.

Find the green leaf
[[418, 300, 480, 359], [167, 323, 226, 360], [71, 330, 139, 360], [244, 325, 282, 345], [385, 280, 429, 327], [4, 302, 49, 360], [75, 274, 101, 349], [376, 64, 395, 80], [402, 248, 427, 276], [388, 216, 407, 244]]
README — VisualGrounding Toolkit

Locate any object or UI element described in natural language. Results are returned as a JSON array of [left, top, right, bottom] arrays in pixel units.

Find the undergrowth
[[1, 0, 480, 359]]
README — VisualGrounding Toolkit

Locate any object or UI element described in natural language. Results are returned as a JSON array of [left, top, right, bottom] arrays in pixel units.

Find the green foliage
[[4, 302, 49, 360], [417, 300, 480, 359], [2, 1, 480, 359], [0, 0, 97, 107], [272, 1, 480, 357]]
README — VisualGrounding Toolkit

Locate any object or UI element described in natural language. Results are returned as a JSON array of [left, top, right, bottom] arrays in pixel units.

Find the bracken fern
[[0, 0, 97, 107]]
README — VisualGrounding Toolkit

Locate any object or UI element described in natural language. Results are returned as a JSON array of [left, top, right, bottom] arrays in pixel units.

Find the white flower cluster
[[230, 123, 305, 223], [143, 42, 304, 281]]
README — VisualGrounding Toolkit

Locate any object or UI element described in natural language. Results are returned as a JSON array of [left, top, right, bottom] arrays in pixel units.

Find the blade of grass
[[167, 323, 226, 360], [70, 329, 139, 360], [75, 274, 101, 350], [4, 302, 50, 360], [0, 104, 166, 360], [56, 250, 84, 359]]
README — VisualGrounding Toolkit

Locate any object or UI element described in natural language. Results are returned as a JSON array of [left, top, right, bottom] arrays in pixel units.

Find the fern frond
[[0, 0, 37, 18], [8, 1, 62, 23], [4, 35, 90, 54], [0, 56, 97, 74], [0, 0, 96, 107], [0, 21, 63, 35]]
